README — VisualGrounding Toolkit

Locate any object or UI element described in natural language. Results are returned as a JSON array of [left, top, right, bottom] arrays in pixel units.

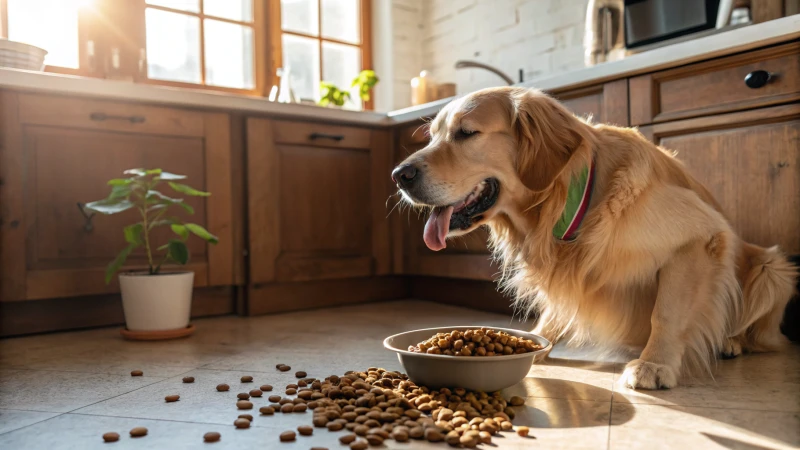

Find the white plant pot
[[119, 271, 194, 331]]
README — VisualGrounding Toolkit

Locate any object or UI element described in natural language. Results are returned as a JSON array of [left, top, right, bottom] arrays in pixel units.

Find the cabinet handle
[[744, 70, 774, 89], [90, 112, 146, 124], [309, 132, 344, 142]]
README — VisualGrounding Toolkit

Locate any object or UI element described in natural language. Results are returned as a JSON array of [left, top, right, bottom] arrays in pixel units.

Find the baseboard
[[247, 276, 409, 316], [409, 276, 515, 315], [0, 286, 236, 337]]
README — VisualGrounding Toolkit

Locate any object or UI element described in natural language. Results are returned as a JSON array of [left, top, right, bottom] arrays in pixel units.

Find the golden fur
[[395, 87, 797, 389]]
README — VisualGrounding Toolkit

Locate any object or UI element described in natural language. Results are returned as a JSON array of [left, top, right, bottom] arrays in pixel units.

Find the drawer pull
[[744, 70, 773, 89], [90, 112, 146, 124], [309, 132, 344, 142]]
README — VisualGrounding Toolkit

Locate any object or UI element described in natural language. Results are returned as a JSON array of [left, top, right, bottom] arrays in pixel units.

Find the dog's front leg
[[622, 239, 721, 390]]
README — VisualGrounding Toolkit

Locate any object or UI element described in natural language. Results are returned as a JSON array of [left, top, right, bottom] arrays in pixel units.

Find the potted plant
[[85, 168, 218, 335], [318, 70, 380, 108]]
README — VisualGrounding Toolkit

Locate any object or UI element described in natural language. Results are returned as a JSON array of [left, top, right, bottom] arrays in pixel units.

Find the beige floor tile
[[0, 409, 60, 434], [502, 359, 617, 402], [609, 403, 800, 450], [613, 347, 800, 412], [0, 369, 164, 413]]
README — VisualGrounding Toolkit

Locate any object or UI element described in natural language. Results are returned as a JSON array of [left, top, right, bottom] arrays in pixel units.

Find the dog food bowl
[[384, 326, 552, 392]]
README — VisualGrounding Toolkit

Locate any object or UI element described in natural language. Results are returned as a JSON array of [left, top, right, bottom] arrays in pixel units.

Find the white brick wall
[[383, 0, 589, 110]]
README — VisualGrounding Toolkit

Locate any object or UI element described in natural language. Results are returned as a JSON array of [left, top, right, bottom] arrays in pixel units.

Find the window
[[144, 0, 256, 90], [279, 0, 369, 107], [0, 0, 372, 107]]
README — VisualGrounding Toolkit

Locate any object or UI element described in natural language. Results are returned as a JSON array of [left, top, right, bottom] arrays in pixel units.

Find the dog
[[392, 87, 797, 389]]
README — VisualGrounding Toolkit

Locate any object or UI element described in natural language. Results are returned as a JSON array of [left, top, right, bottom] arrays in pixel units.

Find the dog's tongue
[[423, 206, 453, 251]]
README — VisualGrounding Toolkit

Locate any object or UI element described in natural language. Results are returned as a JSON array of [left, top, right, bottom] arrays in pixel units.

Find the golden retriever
[[392, 87, 797, 389]]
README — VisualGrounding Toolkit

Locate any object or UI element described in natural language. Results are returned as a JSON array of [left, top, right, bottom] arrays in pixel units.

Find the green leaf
[[157, 243, 169, 251], [155, 171, 187, 180], [185, 223, 219, 244], [105, 243, 137, 284], [168, 182, 210, 197], [146, 190, 194, 214], [85, 198, 134, 215], [107, 178, 132, 186], [107, 184, 131, 201], [123, 223, 144, 245], [123, 168, 146, 176], [145, 168, 162, 175], [147, 203, 168, 212], [167, 239, 189, 265], [171, 223, 189, 240]]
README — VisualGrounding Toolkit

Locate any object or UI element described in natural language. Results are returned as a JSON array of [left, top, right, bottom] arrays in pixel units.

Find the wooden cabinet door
[[0, 92, 235, 301], [553, 79, 629, 127], [246, 118, 392, 284], [640, 104, 800, 253]]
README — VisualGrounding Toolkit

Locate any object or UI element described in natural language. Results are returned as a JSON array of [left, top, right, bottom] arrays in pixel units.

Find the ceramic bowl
[[383, 326, 552, 392]]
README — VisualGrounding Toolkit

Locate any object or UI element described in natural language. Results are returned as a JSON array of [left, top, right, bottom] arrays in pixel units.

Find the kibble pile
[[407, 328, 544, 356], [108, 365, 532, 447]]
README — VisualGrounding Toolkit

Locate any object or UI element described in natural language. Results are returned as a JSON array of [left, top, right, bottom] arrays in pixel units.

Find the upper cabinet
[[0, 92, 236, 302], [246, 118, 392, 285]]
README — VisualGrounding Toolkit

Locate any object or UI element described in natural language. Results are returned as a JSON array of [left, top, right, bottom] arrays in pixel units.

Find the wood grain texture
[[272, 120, 372, 149], [370, 129, 393, 275], [630, 43, 800, 125], [275, 255, 373, 282], [409, 276, 514, 315], [204, 112, 235, 286], [752, 0, 785, 22], [0, 286, 235, 337], [246, 117, 280, 284], [652, 105, 800, 253], [601, 78, 630, 126], [247, 276, 408, 316], [229, 114, 247, 286], [17, 93, 205, 137], [0, 91, 25, 301]]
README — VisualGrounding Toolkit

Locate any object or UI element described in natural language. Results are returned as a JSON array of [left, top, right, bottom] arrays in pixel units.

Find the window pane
[[204, 0, 252, 21], [282, 34, 320, 102], [145, 0, 199, 13], [322, 42, 361, 109], [204, 20, 254, 89], [7, 0, 82, 68], [145, 8, 201, 84], [281, 0, 319, 36], [321, 0, 360, 44]]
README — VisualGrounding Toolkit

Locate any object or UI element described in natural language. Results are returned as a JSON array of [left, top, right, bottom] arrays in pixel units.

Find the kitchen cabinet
[[246, 118, 393, 284], [552, 79, 630, 127], [0, 92, 236, 301], [639, 104, 800, 254]]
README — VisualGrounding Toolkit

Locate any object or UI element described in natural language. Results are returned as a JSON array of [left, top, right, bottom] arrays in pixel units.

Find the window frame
[[0, 0, 373, 108]]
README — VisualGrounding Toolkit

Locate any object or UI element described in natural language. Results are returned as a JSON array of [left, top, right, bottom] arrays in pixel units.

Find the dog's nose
[[392, 164, 418, 189]]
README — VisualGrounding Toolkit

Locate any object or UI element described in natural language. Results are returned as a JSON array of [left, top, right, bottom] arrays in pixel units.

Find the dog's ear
[[513, 90, 585, 192]]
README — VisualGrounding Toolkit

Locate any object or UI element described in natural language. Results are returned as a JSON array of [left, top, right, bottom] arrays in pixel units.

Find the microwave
[[624, 0, 721, 48]]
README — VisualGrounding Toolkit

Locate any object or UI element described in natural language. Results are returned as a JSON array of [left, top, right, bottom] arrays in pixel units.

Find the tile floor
[[0, 300, 797, 450]]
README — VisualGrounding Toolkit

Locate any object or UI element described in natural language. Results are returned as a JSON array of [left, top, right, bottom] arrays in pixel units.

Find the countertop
[[1, 15, 798, 127]]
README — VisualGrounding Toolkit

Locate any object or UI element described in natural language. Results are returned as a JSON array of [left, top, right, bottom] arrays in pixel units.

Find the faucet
[[454, 60, 520, 85]]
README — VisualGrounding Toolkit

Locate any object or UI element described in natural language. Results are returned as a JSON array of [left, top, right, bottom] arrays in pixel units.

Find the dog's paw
[[721, 337, 743, 360], [621, 359, 678, 390]]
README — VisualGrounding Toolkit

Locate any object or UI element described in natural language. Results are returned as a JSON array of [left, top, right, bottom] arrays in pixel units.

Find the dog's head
[[392, 87, 588, 251]]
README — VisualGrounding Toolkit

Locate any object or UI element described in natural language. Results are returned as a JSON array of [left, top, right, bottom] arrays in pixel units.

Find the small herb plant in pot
[[85, 168, 218, 333]]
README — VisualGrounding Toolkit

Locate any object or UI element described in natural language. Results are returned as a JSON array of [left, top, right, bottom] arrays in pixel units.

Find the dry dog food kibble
[[259, 406, 275, 415], [516, 426, 530, 437], [407, 328, 543, 356], [260, 384, 273, 391], [249, 389, 262, 397], [268, 395, 282, 402], [102, 432, 120, 442], [285, 388, 297, 395], [234, 419, 250, 429], [236, 400, 253, 410], [279, 431, 296, 442], [297, 425, 313, 436], [295, 371, 307, 378], [182, 376, 194, 383], [280, 404, 294, 413], [165, 394, 180, 402], [237, 393, 250, 400], [216, 384, 229, 392], [241, 376, 253, 382], [349, 439, 368, 450], [509, 396, 525, 406], [203, 431, 221, 443], [238, 414, 253, 422], [129, 427, 148, 437], [339, 434, 357, 444], [293, 403, 308, 412], [278, 365, 291, 372], [130, 370, 143, 377]]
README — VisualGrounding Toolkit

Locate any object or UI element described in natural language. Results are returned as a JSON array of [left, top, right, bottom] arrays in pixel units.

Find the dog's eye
[[455, 128, 478, 140]]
